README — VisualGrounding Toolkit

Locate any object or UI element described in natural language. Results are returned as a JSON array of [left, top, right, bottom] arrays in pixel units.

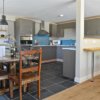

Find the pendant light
[[0, 0, 8, 31]]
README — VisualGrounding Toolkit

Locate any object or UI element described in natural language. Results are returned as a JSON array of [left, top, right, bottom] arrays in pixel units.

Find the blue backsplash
[[60, 39, 76, 46], [33, 34, 50, 45]]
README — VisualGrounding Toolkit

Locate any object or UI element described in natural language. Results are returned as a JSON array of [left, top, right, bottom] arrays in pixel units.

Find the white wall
[[75, 38, 100, 83], [84, 38, 100, 79], [35, 22, 40, 34], [44, 22, 50, 32]]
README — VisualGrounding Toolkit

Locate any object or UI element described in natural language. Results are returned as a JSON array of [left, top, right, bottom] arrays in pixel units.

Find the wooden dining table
[[0, 57, 19, 95], [0, 55, 39, 95]]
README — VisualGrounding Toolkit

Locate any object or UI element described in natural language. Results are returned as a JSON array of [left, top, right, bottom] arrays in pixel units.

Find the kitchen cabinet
[[85, 19, 100, 35], [62, 48, 76, 80], [57, 22, 76, 37], [42, 46, 56, 60], [8, 20, 15, 38], [42, 46, 56, 61], [21, 45, 76, 62], [56, 46, 73, 60], [33, 46, 56, 61], [15, 18, 35, 36], [49, 24, 57, 37], [56, 29, 64, 37], [15, 18, 35, 46], [56, 46, 63, 60]]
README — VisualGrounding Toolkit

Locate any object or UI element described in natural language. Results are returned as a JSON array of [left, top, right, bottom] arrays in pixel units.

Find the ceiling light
[[59, 14, 64, 17], [0, 0, 8, 26]]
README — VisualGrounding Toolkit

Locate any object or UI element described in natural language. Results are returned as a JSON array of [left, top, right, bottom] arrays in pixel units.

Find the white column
[[75, 0, 85, 83]]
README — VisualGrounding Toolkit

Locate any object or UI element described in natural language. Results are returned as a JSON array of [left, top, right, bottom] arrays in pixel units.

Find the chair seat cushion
[[9, 72, 39, 85], [16, 61, 39, 71]]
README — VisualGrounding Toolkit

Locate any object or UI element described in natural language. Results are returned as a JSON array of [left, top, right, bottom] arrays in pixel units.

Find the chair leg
[[23, 84, 27, 93], [2, 80, 6, 88], [9, 80, 13, 99], [37, 80, 40, 99], [19, 83, 22, 100]]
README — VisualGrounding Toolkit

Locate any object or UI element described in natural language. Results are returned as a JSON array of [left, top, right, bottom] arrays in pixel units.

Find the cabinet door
[[86, 19, 98, 35], [56, 46, 69, 60], [20, 19, 33, 36], [63, 50, 75, 79], [57, 46, 62, 59], [64, 28, 76, 39], [8, 21, 15, 38], [57, 26, 64, 37], [42, 46, 56, 60], [49, 24, 57, 37]]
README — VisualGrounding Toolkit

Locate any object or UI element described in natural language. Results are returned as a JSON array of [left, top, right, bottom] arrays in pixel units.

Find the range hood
[[37, 20, 49, 35]]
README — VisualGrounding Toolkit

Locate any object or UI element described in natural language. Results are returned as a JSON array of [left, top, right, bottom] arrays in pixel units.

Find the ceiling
[[0, 0, 100, 22]]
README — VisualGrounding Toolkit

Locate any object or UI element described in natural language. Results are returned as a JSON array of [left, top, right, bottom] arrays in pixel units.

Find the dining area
[[0, 48, 42, 100], [0, 45, 76, 100]]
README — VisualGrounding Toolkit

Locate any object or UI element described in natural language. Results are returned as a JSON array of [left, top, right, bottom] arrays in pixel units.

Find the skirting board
[[42, 59, 63, 63], [42, 59, 57, 63], [74, 70, 100, 83], [56, 59, 63, 62]]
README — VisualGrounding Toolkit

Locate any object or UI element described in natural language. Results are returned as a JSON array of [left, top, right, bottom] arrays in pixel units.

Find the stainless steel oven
[[20, 36, 32, 46]]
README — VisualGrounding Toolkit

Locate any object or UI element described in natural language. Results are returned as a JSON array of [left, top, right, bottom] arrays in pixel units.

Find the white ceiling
[[0, 0, 100, 22]]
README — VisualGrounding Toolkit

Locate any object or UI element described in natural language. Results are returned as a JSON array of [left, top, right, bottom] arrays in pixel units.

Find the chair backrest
[[19, 48, 42, 82]]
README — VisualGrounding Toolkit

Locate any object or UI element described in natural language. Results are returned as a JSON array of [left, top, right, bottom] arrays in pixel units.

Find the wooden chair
[[9, 48, 42, 100]]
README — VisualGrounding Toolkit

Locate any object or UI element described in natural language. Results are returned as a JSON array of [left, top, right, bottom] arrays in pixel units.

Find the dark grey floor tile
[[6, 89, 26, 99], [31, 89, 53, 99], [47, 71, 62, 77], [41, 73, 55, 81], [41, 80, 54, 89], [28, 82, 38, 93], [0, 96, 8, 100], [14, 94, 36, 100], [1, 62, 76, 100], [49, 77, 67, 84], [6, 89, 19, 99], [3, 95, 10, 100], [59, 80, 76, 89], [47, 84, 65, 93]]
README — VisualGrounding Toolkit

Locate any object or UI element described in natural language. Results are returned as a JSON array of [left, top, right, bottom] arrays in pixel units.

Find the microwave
[[52, 40, 61, 45]]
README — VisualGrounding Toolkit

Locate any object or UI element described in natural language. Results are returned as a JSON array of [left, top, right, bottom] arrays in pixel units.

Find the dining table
[[0, 55, 39, 95], [0, 56, 19, 95]]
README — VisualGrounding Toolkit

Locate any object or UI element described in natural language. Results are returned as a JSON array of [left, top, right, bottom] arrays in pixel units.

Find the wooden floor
[[45, 75, 100, 100]]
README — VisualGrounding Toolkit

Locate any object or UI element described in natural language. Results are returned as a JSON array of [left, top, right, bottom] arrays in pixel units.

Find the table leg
[[91, 52, 94, 82], [9, 62, 16, 75]]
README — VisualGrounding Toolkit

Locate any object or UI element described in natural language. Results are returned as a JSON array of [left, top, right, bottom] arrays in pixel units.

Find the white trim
[[56, 59, 63, 62], [42, 59, 57, 63], [62, 48, 76, 50], [42, 59, 63, 63], [74, 70, 100, 83]]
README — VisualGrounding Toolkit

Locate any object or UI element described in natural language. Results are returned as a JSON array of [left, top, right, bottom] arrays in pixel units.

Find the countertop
[[20, 43, 76, 47], [84, 47, 100, 51]]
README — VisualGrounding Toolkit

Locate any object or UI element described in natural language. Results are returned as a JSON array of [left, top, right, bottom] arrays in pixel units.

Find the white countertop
[[62, 48, 76, 50]]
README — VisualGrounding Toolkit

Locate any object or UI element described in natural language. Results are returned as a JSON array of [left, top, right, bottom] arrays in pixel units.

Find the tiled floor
[[1, 62, 76, 100]]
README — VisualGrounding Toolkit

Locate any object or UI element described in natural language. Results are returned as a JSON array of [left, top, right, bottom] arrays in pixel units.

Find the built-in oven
[[20, 36, 32, 46]]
